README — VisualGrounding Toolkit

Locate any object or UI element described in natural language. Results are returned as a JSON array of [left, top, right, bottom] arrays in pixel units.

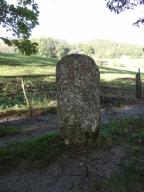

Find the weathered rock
[[56, 54, 100, 143]]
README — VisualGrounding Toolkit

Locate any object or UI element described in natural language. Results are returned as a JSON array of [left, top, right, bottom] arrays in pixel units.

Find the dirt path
[[0, 104, 144, 191], [0, 146, 127, 192], [101, 103, 144, 123], [0, 104, 144, 148]]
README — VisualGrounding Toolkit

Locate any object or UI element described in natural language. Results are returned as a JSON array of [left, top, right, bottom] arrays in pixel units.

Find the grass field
[[0, 52, 142, 76], [0, 53, 56, 76], [0, 52, 143, 116]]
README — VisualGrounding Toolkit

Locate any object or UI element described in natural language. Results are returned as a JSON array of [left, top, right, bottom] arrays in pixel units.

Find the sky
[[2, 0, 144, 45]]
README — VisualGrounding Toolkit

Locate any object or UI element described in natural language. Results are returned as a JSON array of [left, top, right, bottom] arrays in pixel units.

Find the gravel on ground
[[0, 104, 144, 148], [0, 104, 143, 192]]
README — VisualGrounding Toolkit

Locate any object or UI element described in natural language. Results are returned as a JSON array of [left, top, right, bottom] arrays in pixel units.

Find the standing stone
[[56, 54, 100, 143]]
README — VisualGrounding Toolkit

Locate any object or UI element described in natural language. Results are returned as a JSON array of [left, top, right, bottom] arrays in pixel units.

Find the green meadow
[[0, 53, 56, 76], [0, 52, 143, 77], [0, 53, 143, 116]]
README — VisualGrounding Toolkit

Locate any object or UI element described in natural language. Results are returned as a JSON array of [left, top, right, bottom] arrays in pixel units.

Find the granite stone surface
[[56, 54, 100, 143]]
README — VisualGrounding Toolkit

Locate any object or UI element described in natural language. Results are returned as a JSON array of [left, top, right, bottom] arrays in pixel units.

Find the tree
[[84, 45, 95, 56], [34, 38, 71, 58], [56, 41, 71, 58], [36, 38, 57, 58], [105, 0, 144, 26], [0, 0, 39, 55]]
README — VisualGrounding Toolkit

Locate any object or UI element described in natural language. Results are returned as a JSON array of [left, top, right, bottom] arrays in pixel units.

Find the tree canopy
[[1, 0, 144, 55], [0, 0, 39, 55], [106, 0, 144, 26]]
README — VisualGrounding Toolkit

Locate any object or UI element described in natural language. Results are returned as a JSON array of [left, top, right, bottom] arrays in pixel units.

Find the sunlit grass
[[0, 100, 57, 118], [0, 66, 55, 76], [100, 73, 134, 81], [0, 53, 57, 76], [1, 52, 143, 80], [0, 53, 143, 116], [97, 57, 144, 82]]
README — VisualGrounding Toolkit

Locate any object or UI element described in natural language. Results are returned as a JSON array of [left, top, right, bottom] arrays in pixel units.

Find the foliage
[[79, 44, 95, 55], [37, 38, 144, 58], [0, 41, 16, 53], [81, 39, 144, 58], [34, 38, 71, 58], [105, 0, 144, 26], [56, 41, 71, 58], [0, 0, 39, 55], [1, 38, 144, 58], [12, 39, 38, 56]]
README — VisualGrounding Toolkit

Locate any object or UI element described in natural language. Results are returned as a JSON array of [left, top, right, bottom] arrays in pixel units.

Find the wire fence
[[0, 74, 141, 115]]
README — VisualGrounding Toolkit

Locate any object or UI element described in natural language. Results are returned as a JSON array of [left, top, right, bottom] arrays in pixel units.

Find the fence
[[0, 74, 142, 116], [0, 75, 56, 116]]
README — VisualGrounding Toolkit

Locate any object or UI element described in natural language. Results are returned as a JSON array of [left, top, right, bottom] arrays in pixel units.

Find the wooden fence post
[[136, 68, 142, 99], [21, 77, 32, 116]]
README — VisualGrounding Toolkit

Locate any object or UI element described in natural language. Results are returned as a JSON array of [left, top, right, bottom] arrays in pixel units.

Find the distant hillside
[[78, 39, 144, 58], [0, 38, 144, 58], [0, 41, 16, 54]]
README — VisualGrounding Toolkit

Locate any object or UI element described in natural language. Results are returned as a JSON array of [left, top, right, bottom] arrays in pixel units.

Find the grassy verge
[[100, 118, 144, 192], [0, 132, 111, 174], [0, 125, 20, 137], [100, 148, 144, 192], [0, 117, 144, 192], [0, 132, 63, 173], [101, 117, 144, 145], [0, 100, 57, 119]]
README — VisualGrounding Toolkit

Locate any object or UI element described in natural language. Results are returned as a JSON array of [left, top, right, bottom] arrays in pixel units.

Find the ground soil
[[0, 103, 144, 192], [0, 146, 126, 192], [1, 103, 144, 148]]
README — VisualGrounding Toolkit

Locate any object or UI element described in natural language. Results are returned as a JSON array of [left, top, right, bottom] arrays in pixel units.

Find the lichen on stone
[[56, 54, 100, 143]]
